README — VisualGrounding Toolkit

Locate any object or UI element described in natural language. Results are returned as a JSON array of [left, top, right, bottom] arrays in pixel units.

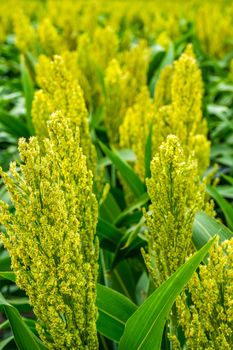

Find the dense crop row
[[0, 1, 233, 349]]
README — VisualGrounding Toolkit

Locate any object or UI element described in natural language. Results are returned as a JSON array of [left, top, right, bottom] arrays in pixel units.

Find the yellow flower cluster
[[13, 9, 37, 53], [119, 87, 158, 180], [1, 0, 233, 60], [0, 112, 99, 350], [168, 45, 210, 174], [195, 2, 233, 58], [154, 65, 173, 111], [0, 0, 43, 43], [176, 238, 233, 349], [120, 45, 209, 185], [143, 135, 207, 286], [105, 41, 149, 145], [1, 1, 230, 157], [38, 18, 65, 56], [33, 55, 97, 174]]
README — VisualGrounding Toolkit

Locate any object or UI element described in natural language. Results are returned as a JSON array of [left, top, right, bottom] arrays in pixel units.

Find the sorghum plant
[[0, 112, 99, 349]]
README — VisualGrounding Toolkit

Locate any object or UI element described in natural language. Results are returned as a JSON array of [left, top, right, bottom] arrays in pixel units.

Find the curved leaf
[[0, 336, 14, 350], [207, 185, 233, 230], [119, 237, 215, 350], [99, 141, 145, 198], [97, 218, 123, 251], [193, 211, 233, 250], [144, 124, 153, 179], [20, 54, 35, 135], [0, 293, 46, 350], [96, 284, 137, 342], [0, 271, 16, 282]]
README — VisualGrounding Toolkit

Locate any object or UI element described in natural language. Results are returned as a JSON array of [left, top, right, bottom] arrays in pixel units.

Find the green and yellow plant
[[0, 112, 99, 349], [176, 238, 233, 349], [143, 135, 208, 286], [33, 55, 97, 174], [1, 1, 233, 349]]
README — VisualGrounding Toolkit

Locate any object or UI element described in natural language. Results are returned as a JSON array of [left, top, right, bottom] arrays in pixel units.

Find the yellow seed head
[[33, 55, 97, 174], [144, 135, 207, 286], [0, 112, 99, 349]]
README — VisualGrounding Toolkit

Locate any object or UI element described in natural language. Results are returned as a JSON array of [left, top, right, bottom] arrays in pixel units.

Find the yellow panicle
[[0, 112, 99, 350], [33, 55, 97, 174]]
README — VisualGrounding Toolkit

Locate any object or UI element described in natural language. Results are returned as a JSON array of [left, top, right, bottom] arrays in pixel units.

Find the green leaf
[[159, 42, 174, 68], [148, 45, 165, 82], [0, 336, 14, 350], [114, 192, 149, 226], [20, 54, 35, 135], [99, 149, 136, 167], [112, 217, 147, 268], [107, 260, 138, 302], [118, 237, 215, 350], [216, 185, 233, 199], [0, 293, 47, 350], [222, 174, 233, 186], [96, 284, 137, 342], [97, 218, 123, 251], [207, 185, 233, 230], [207, 104, 229, 117], [0, 271, 16, 282], [99, 141, 145, 198], [144, 124, 153, 179], [7, 297, 31, 313], [99, 191, 121, 222], [0, 110, 30, 138], [0, 320, 9, 331], [149, 42, 174, 96], [0, 251, 11, 271], [193, 211, 233, 250]]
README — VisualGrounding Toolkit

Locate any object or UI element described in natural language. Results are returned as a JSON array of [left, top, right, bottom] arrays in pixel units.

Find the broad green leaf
[[97, 218, 123, 251], [119, 237, 215, 350], [99, 141, 145, 198], [107, 260, 138, 302], [193, 211, 233, 250], [0, 271, 15, 282], [7, 297, 31, 313], [99, 191, 121, 222], [0, 293, 47, 350], [0, 316, 37, 334], [20, 54, 35, 135], [96, 284, 137, 342], [207, 185, 233, 230], [0, 251, 11, 271]]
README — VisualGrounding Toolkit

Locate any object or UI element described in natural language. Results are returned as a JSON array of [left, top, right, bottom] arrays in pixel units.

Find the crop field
[[0, 0, 233, 349]]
